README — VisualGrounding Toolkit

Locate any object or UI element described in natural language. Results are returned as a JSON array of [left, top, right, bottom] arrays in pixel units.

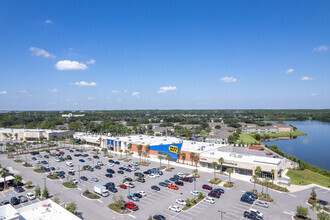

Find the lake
[[262, 120, 330, 170]]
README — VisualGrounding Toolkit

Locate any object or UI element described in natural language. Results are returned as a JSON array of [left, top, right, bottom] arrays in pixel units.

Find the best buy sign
[[168, 145, 179, 154]]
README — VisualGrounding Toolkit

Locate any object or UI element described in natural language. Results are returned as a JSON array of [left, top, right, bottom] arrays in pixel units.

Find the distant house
[[62, 113, 85, 118], [242, 122, 293, 134]]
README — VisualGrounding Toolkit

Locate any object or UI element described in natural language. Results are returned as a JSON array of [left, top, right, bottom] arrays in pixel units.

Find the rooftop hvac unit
[[160, 143, 163, 145], [210, 152, 214, 155], [151, 136, 154, 138], [140, 138, 143, 140], [198, 148, 201, 151], [163, 139, 167, 141], [191, 142, 194, 144], [238, 154, 243, 158]]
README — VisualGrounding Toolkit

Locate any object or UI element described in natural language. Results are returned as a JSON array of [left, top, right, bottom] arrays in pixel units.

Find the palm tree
[[211, 162, 218, 180], [270, 169, 275, 185], [190, 152, 195, 166], [166, 154, 171, 168], [13, 175, 23, 186], [119, 149, 123, 159], [124, 150, 129, 159], [0, 168, 10, 189], [181, 153, 186, 164], [194, 155, 199, 174], [138, 150, 142, 162], [137, 145, 143, 162], [127, 143, 132, 157], [218, 157, 224, 173], [177, 152, 181, 163], [264, 178, 270, 197], [255, 166, 263, 193], [158, 155, 164, 168], [252, 175, 258, 192], [226, 168, 233, 183], [142, 152, 148, 162]]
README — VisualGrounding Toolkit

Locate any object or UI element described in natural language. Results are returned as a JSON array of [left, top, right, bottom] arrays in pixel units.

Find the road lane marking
[[288, 194, 297, 198]]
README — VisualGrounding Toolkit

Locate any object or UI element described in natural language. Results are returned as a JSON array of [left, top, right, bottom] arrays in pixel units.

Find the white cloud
[[285, 68, 294, 74], [219, 76, 237, 83], [47, 102, 56, 105], [71, 81, 97, 86], [19, 90, 30, 94], [157, 86, 177, 93], [123, 89, 129, 93], [48, 89, 58, 92], [112, 90, 120, 93], [55, 60, 88, 70], [88, 97, 95, 100], [311, 93, 320, 96], [313, 45, 328, 52], [301, 76, 315, 81], [45, 19, 52, 24], [0, 91, 7, 95], [132, 92, 139, 96], [29, 47, 56, 58], [86, 59, 96, 64]]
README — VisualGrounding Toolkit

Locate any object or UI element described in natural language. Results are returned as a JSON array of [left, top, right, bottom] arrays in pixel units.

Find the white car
[[34, 160, 40, 164], [176, 199, 186, 206], [168, 205, 181, 212], [250, 208, 263, 218], [204, 197, 215, 204], [137, 191, 146, 197], [72, 179, 78, 185], [255, 201, 269, 208], [54, 157, 61, 162], [108, 163, 114, 167], [131, 167, 137, 171], [148, 174, 156, 179], [26, 192, 36, 200], [124, 182, 135, 188], [190, 191, 199, 196], [55, 166, 60, 170], [177, 173, 184, 177], [154, 173, 160, 177], [68, 168, 75, 172], [97, 161, 103, 166]]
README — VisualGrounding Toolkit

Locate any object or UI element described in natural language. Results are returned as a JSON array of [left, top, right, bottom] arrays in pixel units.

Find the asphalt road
[[1, 147, 327, 220]]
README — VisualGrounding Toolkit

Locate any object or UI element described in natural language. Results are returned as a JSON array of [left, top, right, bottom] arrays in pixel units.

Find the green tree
[[181, 153, 186, 164], [52, 197, 60, 204], [190, 152, 195, 166], [310, 189, 317, 200], [226, 168, 233, 183], [35, 185, 41, 196], [120, 149, 123, 159], [147, 215, 153, 220], [13, 175, 23, 186], [318, 212, 330, 220], [158, 155, 164, 168], [65, 202, 77, 214], [255, 166, 262, 177], [211, 162, 218, 180], [185, 198, 191, 207], [198, 192, 204, 200], [124, 150, 129, 159], [296, 205, 309, 218], [194, 155, 199, 174], [252, 175, 258, 192], [166, 154, 171, 168], [264, 177, 270, 197], [42, 187, 50, 199], [270, 169, 275, 185], [0, 168, 10, 189], [218, 157, 224, 173]]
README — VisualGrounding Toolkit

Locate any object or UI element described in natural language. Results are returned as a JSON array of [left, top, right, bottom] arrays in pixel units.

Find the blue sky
[[0, 0, 329, 110]]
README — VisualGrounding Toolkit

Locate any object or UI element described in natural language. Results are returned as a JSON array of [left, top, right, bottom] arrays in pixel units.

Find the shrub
[[33, 169, 45, 173], [14, 159, 23, 163], [190, 198, 196, 205], [62, 182, 77, 189], [224, 182, 234, 188], [307, 198, 317, 205], [23, 163, 32, 167], [165, 168, 172, 172], [198, 192, 204, 200], [209, 178, 222, 184], [185, 199, 191, 207], [83, 190, 101, 199]]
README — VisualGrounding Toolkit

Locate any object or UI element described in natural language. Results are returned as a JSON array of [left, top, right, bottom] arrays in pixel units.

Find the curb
[[80, 193, 101, 201], [106, 206, 132, 215]]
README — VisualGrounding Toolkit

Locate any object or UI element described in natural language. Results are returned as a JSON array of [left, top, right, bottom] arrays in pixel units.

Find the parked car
[[136, 178, 145, 183], [108, 187, 118, 193], [117, 170, 124, 174], [190, 191, 199, 196], [125, 177, 133, 182], [208, 191, 220, 198], [124, 182, 135, 188], [95, 165, 101, 170], [108, 159, 114, 163], [114, 161, 120, 165], [241, 195, 254, 204], [80, 176, 88, 181], [68, 171, 75, 176], [91, 177, 99, 182], [119, 184, 127, 189], [175, 181, 184, 186], [26, 192, 36, 200], [137, 191, 146, 197], [10, 197, 20, 205], [133, 193, 142, 198], [79, 159, 85, 162], [255, 201, 269, 208], [168, 205, 181, 212], [148, 174, 156, 179], [107, 168, 115, 174], [153, 215, 166, 220], [14, 186, 25, 193], [18, 195, 28, 203], [0, 200, 9, 206], [249, 209, 263, 219], [125, 202, 139, 211], [245, 192, 258, 200], [93, 155, 99, 159], [202, 184, 213, 190], [176, 199, 186, 206], [127, 194, 139, 202], [151, 185, 161, 191], [164, 180, 171, 185], [213, 188, 225, 194], [181, 177, 192, 182], [204, 197, 215, 204], [168, 184, 179, 190], [66, 155, 72, 160], [159, 182, 168, 187], [105, 173, 113, 178], [318, 200, 328, 206], [244, 211, 256, 219], [108, 163, 114, 167]]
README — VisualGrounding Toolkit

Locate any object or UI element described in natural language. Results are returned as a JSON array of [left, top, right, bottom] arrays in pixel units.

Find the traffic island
[[107, 203, 131, 214], [82, 190, 101, 200], [182, 195, 205, 211], [47, 174, 59, 180], [165, 168, 173, 172], [223, 182, 234, 188], [23, 163, 33, 167], [137, 162, 149, 166], [249, 190, 274, 202], [62, 182, 78, 189], [33, 169, 45, 173], [14, 159, 23, 163], [209, 178, 222, 184]]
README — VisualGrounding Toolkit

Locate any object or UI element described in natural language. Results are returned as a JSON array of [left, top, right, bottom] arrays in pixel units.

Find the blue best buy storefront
[[149, 143, 183, 160]]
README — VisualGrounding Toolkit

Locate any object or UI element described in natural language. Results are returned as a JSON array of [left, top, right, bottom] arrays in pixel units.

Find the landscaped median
[[14, 159, 23, 163], [107, 203, 131, 214], [82, 190, 101, 200], [223, 182, 234, 188], [209, 178, 222, 185], [253, 179, 289, 192], [62, 182, 78, 189], [23, 162, 33, 167], [33, 169, 45, 173], [182, 193, 205, 211], [47, 174, 59, 180], [249, 190, 274, 202], [137, 162, 149, 166]]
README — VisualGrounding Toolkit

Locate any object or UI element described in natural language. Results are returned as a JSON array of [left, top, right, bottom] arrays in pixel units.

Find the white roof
[[0, 204, 20, 220], [0, 128, 70, 134]]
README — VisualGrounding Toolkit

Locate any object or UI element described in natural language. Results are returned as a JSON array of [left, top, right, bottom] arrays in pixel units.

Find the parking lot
[[1, 147, 328, 220]]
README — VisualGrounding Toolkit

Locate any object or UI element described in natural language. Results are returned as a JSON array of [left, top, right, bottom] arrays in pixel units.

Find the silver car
[[255, 201, 269, 208]]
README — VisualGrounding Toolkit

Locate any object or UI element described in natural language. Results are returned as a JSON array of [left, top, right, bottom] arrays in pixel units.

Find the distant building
[[242, 122, 293, 134], [62, 113, 85, 118], [0, 128, 73, 141]]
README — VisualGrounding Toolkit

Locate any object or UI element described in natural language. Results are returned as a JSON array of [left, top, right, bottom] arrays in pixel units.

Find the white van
[[66, 162, 73, 167]]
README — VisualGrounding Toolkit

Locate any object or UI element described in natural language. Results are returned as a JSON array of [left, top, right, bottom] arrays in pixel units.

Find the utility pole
[[43, 177, 47, 189], [78, 165, 81, 182], [218, 210, 226, 220], [93, 156, 94, 168], [194, 178, 197, 192]]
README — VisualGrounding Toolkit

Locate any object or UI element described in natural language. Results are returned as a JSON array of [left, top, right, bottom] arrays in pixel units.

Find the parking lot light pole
[[93, 156, 94, 168], [194, 179, 197, 191], [78, 165, 81, 182], [43, 177, 47, 188], [128, 186, 131, 201], [218, 210, 225, 220]]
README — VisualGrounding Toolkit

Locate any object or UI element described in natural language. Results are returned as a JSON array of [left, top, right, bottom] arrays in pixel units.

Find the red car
[[68, 171, 75, 176], [125, 202, 139, 211], [119, 184, 127, 189], [56, 149, 60, 152], [202, 184, 213, 190], [266, 153, 273, 155]]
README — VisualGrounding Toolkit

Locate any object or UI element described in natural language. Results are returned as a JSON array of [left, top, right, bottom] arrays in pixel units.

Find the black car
[[59, 174, 65, 179], [181, 177, 193, 182], [241, 195, 254, 204], [69, 150, 74, 153], [125, 177, 133, 182], [105, 173, 113, 178], [46, 150, 50, 153], [107, 168, 115, 173], [134, 172, 144, 177], [80, 176, 88, 181], [114, 161, 120, 165], [117, 170, 124, 174], [95, 165, 101, 170], [244, 211, 257, 219], [169, 177, 177, 182], [318, 200, 328, 206], [175, 181, 184, 186], [31, 157, 37, 160], [67, 155, 72, 160], [93, 155, 99, 159], [108, 187, 118, 193], [31, 152, 39, 155], [108, 159, 114, 163], [214, 188, 225, 194], [59, 171, 65, 175], [153, 215, 166, 220], [136, 178, 145, 183], [119, 167, 125, 170], [173, 175, 180, 179], [10, 197, 20, 205], [245, 191, 258, 200], [133, 193, 142, 198], [41, 160, 48, 164], [74, 154, 81, 157], [159, 182, 168, 187], [14, 186, 25, 193], [44, 155, 49, 158], [105, 182, 115, 187], [125, 168, 132, 172], [151, 185, 160, 191], [143, 170, 152, 175], [88, 167, 94, 172]]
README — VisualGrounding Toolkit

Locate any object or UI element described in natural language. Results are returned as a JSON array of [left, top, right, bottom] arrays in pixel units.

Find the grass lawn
[[62, 182, 78, 189], [261, 130, 307, 138], [237, 133, 261, 145], [287, 169, 330, 188]]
